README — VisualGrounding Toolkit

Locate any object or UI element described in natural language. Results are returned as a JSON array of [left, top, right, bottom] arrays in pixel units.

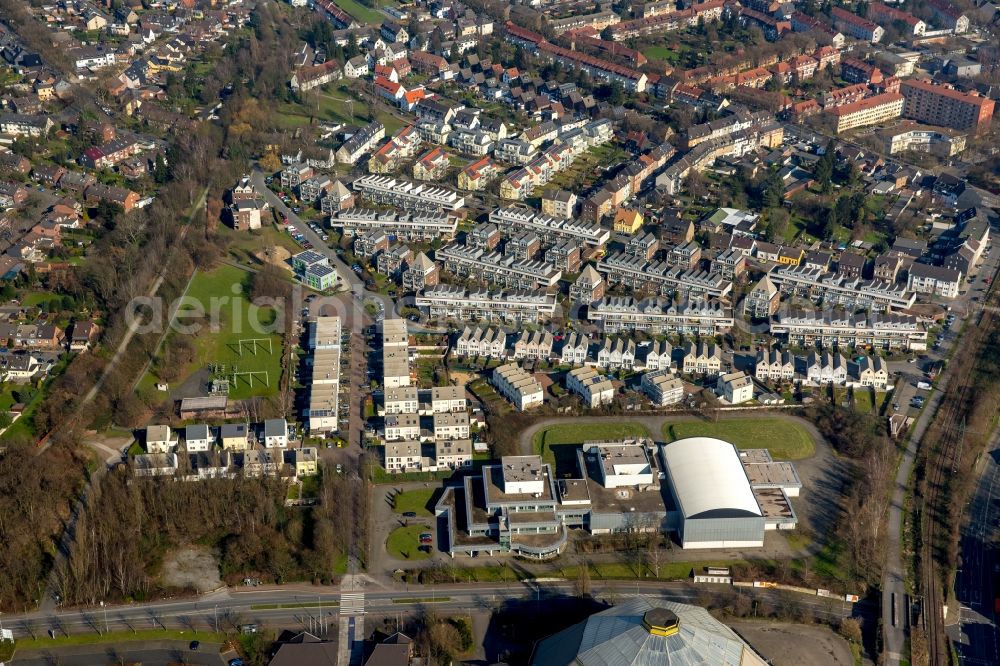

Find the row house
[[436, 244, 562, 289], [329, 209, 457, 241], [681, 342, 723, 376], [454, 325, 507, 358], [769, 265, 916, 310], [805, 351, 849, 386], [588, 295, 734, 336], [754, 348, 795, 382], [489, 206, 610, 248], [417, 286, 557, 324], [595, 252, 733, 299], [352, 174, 465, 212], [770, 309, 928, 351], [512, 330, 554, 361], [596, 337, 636, 371], [712, 248, 748, 281], [468, 223, 501, 250], [625, 233, 659, 262], [790, 12, 846, 48], [560, 332, 590, 366], [640, 341, 675, 372]]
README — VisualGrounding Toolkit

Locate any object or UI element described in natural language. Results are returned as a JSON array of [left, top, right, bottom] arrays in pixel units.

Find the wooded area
[[55, 466, 352, 604], [0, 442, 92, 611]]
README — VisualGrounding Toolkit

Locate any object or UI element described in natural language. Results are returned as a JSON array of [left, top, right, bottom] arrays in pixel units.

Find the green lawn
[[147, 264, 283, 400], [662, 419, 816, 460], [642, 45, 676, 62], [334, 0, 385, 24], [393, 488, 436, 516], [533, 422, 651, 476], [386, 524, 433, 561]]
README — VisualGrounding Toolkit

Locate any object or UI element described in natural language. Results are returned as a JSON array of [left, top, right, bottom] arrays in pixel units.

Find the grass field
[[387, 524, 433, 561], [393, 488, 436, 516], [145, 264, 283, 400], [533, 422, 651, 476], [279, 90, 405, 134], [662, 419, 816, 460], [9, 630, 227, 652], [335, 0, 385, 24]]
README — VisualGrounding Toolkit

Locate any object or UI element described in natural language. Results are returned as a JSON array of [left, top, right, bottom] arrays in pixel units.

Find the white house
[[184, 424, 213, 452], [262, 418, 289, 448], [717, 371, 754, 405]]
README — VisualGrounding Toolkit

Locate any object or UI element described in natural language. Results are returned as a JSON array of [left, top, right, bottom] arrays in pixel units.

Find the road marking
[[340, 591, 365, 615]]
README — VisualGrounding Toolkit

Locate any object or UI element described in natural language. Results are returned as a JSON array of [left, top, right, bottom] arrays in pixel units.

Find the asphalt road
[[0, 580, 871, 642]]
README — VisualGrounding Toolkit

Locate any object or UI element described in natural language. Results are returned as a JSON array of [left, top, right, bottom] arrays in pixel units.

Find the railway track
[[917, 281, 1000, 666]]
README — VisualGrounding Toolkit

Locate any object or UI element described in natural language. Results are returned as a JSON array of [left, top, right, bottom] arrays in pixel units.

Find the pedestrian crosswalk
[[340, 591, 365, 615]]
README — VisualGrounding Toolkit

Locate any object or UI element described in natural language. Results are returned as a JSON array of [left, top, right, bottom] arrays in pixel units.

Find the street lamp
[[100, 601, 108, 635]]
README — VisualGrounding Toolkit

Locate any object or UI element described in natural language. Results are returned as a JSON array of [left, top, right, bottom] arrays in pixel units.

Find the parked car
[[402, 511, 417, 518]]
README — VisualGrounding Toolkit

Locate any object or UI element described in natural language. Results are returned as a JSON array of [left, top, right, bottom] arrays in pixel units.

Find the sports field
[[663, 418, 815, 460]]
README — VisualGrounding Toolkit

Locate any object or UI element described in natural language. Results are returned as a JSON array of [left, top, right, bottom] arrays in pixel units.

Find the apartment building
[[352, 174, 466, 212], [771, 310, 928, 350], [829, 92, 904, 133], [417, 284, 557, 323], [457, 157, 500, 191], [545, 240, 583, 273], [489, 207, 610, 248], [641, 370, 685, 406], [868, 3, 925, 35], [570, 265, 606, 303], [381, 318, 411, 389], [596, 252, 733, 299], [437, 244, 562, 289], [329, 209, 457, 241], [433, 411, 470, 440], [413, 147, 451, 181], [907, 262, 963, 298], [745, 275, 780, 318], [384, 440, 422, 472], [336, 121, 386, 164], [588, 296, 734, 336], [900, 79, 995, 134], [491, 363, 544, 411], [382, 386, 419, 415], [541, 189, 577, 219], [769, 265, 916, 310], [402, 252, 439, 291], [384, 412, 421, 441], [377, 244, 412, 278], [566, 367, 615, 408], [830, 7, 884, 42], [880, 124, 966, 157]]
